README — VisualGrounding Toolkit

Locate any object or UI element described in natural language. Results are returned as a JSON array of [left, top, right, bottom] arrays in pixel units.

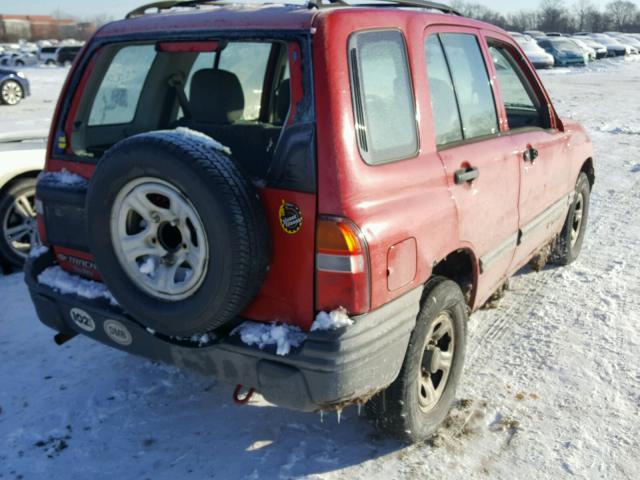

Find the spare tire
[[86, 130, 270, 336]]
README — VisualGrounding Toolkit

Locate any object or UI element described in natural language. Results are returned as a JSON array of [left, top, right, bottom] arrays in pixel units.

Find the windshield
[[593, 36, 618, 45], [550, 39, 579, 50]]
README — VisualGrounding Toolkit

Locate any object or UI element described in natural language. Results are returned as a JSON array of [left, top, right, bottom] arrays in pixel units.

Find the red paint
[[241, 188, 316, 331]]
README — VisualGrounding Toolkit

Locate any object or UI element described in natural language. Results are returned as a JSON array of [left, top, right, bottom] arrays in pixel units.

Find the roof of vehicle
[[96, 2, 502, 38]]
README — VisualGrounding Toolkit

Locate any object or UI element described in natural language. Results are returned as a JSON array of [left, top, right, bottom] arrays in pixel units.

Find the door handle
[[454, 167, 479, 185], [523, 146, 539, 163]]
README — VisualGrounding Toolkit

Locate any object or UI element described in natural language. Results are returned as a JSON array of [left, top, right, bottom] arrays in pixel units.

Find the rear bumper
[[25, 253, 420, 412]]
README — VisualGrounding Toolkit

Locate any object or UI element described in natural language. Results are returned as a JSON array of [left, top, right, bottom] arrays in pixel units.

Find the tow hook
[[233, 384, 255, 405], [54, 333, 77, 346]]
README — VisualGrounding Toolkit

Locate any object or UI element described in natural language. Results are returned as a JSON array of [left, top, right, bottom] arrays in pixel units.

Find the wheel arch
[[580, 157, 595, 187], [430, 247, 479, 309], [0, 170, 40, 199]]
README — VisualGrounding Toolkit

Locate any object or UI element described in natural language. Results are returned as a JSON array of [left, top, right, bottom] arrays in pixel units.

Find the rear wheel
[[366, 278, 468, 443], [1, 80, 24, 106], [0, 178, 40, 268], [551, 172, 591, 266]]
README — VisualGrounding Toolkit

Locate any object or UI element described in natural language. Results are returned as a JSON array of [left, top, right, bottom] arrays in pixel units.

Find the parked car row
[[511, 31, 640, 68], [0, 43, 83, 68]]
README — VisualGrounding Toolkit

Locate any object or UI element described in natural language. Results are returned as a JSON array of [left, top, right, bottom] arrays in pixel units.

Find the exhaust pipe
[[54, 333, 77, 345]]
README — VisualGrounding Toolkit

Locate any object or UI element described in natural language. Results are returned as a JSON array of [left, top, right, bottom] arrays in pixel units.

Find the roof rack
[[309, 0, 461, 15], [126, 1, 208, 19], [126, 0, 461, 19]]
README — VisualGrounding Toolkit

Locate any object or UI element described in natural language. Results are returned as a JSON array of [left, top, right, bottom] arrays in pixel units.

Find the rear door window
[[88, 45, 156, 126], [425, 35, 463, 146], [185, 42, 271, 121], [439, 33, 498, 140], [349, 30, 418, 165]]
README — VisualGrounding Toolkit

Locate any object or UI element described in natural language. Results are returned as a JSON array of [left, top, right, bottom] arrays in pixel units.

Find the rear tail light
[[315, 216, 370, 314]]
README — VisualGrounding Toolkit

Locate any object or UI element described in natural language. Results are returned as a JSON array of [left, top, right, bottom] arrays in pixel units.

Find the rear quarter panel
[[313, 11, 466, 311]]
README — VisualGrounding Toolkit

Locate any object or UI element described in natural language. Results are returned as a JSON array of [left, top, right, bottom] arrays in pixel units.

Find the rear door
[[483, 34, 571, 269], [425, 27, 520, 306]]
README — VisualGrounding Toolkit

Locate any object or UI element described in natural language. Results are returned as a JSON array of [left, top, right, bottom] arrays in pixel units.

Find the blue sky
[[0, 0, 623, 20]]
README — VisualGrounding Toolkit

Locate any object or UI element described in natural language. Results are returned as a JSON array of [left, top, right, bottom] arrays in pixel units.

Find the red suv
[[26, 0, 594, 443]]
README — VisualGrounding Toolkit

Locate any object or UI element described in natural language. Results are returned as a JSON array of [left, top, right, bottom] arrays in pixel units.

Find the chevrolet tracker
[[25, 0, 594, 443]]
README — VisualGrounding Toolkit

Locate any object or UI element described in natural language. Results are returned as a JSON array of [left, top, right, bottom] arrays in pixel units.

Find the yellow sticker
[[279, 200, 303, 234]]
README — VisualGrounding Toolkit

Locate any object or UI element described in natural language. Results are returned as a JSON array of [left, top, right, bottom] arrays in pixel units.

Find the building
[[0, 15, 31, 42], [0, 14, 95, 41]]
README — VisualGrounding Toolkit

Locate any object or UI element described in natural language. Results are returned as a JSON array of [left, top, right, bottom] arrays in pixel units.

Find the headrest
[[190, 69, 244, 124], [275, 79, 290, 125]]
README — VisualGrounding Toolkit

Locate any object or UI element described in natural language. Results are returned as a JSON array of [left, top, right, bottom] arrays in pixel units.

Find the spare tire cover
[[86, 130, 270, 336]]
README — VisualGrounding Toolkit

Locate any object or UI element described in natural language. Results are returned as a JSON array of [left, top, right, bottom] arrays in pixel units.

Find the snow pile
[[139, 257, 156, 276], [38, 169, 89, 187], [190, 333, 214, 346], [311, 307, 353, 332], [232, 321, 307, 356], [173, 127, 232, 155], [37, 266, 118, 306], [29, 245, 49, 259]]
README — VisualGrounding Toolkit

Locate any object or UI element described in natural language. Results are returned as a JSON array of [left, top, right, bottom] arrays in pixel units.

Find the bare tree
[[574, 0, 594, 31], [607, 0, 638, 31]]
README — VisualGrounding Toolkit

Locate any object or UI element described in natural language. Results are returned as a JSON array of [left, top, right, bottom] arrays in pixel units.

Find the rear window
[[88, 45, 156, 126], [349, 30, 418, 165]]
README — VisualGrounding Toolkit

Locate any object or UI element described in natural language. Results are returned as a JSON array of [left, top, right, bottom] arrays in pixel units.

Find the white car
[[38, 46, 59, 66], [511, 33, 555, 69], [0, 132, 46, 268], [570, 38, 596, 62]]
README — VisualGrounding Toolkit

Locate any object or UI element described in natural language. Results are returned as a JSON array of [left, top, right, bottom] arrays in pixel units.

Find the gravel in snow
[[1, 57, 639, 480]]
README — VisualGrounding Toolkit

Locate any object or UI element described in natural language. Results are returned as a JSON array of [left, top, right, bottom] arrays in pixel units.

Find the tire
[[15, 60, 24, 66], [366, 277, 468, 443], [0, 178, 40, 268], [45, 59, 56, 66], [0, 80, 24, 106], [86, 131, 270, 336], [551, 172, 591, 266]]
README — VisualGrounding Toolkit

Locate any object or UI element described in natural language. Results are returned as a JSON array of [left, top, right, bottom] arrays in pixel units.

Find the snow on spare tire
[[85, 129, 270, 337]]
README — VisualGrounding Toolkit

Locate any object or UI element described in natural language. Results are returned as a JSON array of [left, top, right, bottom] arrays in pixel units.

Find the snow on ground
[[1, 58, 640, 479], [0, 66, 69, 134]]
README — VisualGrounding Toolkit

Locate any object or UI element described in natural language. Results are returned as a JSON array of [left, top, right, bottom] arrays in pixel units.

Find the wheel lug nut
[[151, 212, 161, 223]]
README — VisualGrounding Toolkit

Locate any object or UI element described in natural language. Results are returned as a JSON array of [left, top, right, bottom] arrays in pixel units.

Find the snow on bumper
[[24, 253, 420, 412]]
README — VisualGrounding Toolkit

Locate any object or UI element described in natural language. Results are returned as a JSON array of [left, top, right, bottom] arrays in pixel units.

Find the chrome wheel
[[2, 189, 40, 258], [1, 81, 23, 106], [419, 311, 456, 413], [110, 177, 209, 301], [570, 192, 584, 248]]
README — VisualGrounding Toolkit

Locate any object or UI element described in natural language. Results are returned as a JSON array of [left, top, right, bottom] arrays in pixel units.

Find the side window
[[88, 45, 156, 126], [349, 30, 418, 165], [186, 42, 272, 121], [488, 44, 547, 130], [439, 33, 498, 140], [425, 35, 463, 146]]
